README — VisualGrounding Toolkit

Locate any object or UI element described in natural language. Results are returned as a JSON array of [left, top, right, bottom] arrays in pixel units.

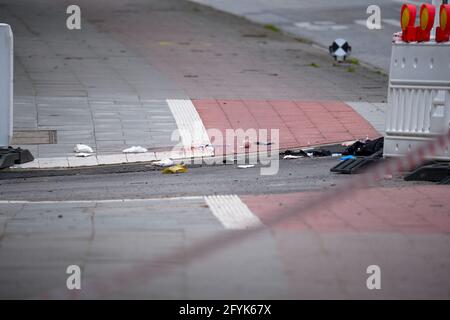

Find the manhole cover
[[11, 130, 57, 145]]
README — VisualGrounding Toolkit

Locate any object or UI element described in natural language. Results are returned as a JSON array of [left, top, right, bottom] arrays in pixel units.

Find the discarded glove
[[74, 144, 93, 153], [340, 155, 356, 161], [123, 146, 148, 153], [153, 158, 174, 167], [75, 152, 93, 157]]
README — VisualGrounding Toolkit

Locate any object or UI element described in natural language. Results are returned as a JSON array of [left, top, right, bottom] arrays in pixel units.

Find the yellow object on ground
[[162, 164, 188, 174]]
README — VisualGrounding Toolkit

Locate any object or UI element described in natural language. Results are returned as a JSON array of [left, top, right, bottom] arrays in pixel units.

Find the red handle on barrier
[[436, 4, 450, 42], [401, 4, 418, 42], [417, 4, 436, 41]]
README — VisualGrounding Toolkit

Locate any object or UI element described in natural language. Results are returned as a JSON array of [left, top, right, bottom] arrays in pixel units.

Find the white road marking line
[[383, 19, 400, 28], [354, 20, 368, 27], [0, 196, 204, 204], [294, 21, 348, 31], [166, 99, 212, 151], [391, 0, 423, 6], [205, 195, 263, 230], [354, 19, 399, 29]]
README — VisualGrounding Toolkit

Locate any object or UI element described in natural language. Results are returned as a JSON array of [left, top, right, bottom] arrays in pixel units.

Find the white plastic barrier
[[384, 42, 450, 160], [0, 24, 13, 148]]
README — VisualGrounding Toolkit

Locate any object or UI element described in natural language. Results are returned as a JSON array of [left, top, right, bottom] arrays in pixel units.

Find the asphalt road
[[0, 158, 344, 201], [190, 0, 425, 71], [0, 157, 414, 201]]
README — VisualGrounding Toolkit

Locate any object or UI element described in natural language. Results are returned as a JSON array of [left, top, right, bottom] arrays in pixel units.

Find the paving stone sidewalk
[[1, 1, 186, 159]]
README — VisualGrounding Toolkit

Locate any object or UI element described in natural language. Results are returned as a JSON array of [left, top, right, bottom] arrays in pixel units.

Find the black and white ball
[[329, 38, 351, 62]]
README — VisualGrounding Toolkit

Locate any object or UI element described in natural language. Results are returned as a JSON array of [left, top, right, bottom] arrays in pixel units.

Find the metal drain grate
[[11, 130, 57, 145]]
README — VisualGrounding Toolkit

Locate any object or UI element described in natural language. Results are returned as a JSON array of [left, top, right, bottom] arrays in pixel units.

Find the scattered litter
[[284, 148, 333, 158], [340, 155, 356, 161], [162, 164, 188, 174], [331, 137, 384, 174], [153, 159, 174, 167], [191, 144, 215, 152], [341, 140, 357, 147], [342, 137, 384, 156], [281, 149, 309, 157], [311, 149, 332, 157], [283, 155, 301, 160], [281, 143, 361, 160], [123, 146, 148, 153], [75, 153, 93, 158], [74, 144, 93, 153], [332, 153, 342, 157], [331, 149, 383, 174], [237, 164, 255, 169], [256, 141, 273, 146]]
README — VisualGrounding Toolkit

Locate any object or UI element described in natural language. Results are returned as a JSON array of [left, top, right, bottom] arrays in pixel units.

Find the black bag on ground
[[343, 137, 384, 156]]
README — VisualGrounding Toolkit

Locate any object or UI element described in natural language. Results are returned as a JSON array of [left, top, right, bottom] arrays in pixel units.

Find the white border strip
[[0, 196, 204, 204], [166, 99, 211, 149], [205, 195, 263, 230], [11, 150, 186, 169]]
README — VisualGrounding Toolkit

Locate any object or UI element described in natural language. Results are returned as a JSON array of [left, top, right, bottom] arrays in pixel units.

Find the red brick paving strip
[[241, 185, 450, 234], [193, 99, 380, 154], [242, 185, 450, 299]]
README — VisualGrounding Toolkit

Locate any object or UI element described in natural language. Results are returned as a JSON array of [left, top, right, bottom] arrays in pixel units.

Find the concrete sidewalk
[[1, 0, 388, 170]]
